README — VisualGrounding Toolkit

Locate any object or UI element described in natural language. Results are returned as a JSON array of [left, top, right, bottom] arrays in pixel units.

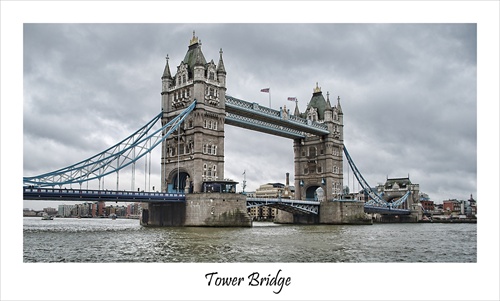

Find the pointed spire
[[162, 54, 172, 79], [337, 95, 343, 114], [216, 48, 226, 74], [326, 91, 332, 110], [313, 82, 321, 93], [294, 99, 301, 116], [189, 30, 199, 46]]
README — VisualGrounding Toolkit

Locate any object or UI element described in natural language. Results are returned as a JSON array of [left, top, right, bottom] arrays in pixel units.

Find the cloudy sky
[[21, 22, 478, 209], [2, 1, 499, 301]]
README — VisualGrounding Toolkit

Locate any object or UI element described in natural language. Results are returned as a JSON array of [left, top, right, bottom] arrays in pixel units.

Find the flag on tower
[[260, 88, 270, 93], [287, 97, 297, 102]]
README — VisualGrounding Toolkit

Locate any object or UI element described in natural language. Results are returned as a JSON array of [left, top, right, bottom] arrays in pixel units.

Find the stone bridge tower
[[160, 32, 227, 193], [293, 83, 344, 202]]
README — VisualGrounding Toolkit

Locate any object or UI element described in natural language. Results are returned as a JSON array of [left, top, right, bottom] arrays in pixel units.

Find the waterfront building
[[248, 183, 283, 220], [58, 204, 74, 217], [43, 207, 58, 216], [97, 201, 106, 217], [443, 199, 462, 214], [419, 192, 435, 211], [468, 194, 477, 216], [23, 208, 37, 217]]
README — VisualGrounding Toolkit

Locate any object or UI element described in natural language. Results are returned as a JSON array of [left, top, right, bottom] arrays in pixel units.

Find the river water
[[23, 217, 476, 263]]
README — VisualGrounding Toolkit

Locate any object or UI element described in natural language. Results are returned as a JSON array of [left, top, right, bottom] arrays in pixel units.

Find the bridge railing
[[23, 187, 185, 202], [225, 95, 329, 132]]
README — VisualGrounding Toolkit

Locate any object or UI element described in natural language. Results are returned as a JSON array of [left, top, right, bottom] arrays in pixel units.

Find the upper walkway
[[225, 95, 330, 139]]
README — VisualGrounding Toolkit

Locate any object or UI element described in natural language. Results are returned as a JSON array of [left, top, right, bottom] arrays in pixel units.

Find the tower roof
[[183, 31, 207, 71], [306, 83, 328, 120], [216, 48, 226, 74], [162, 55, 172, 79]]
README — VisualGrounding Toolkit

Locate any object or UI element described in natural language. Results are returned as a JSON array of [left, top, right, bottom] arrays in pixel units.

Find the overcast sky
[[21, 23, 478, 209], [2, 2, 500, 301]]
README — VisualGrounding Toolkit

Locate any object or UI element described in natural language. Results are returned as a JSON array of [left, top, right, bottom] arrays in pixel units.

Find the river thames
[[23, 217, 476, 263]]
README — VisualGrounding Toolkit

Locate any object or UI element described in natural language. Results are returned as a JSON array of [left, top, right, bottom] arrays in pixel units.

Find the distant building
[[58, 204, 74, 217], [443, 199, 462, 214], [468, 194, 477, 216], [419, 192, 434, 211], [442, 197, 477, 217], [43, 207, 58, 216], [248, 183, 283, 220]]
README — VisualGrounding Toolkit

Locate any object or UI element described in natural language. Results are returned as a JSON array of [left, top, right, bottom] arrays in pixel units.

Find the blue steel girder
[[23, 100, 197, 187], [23, 187, 185, 202], [246, 197, 320, 215], [225, 113, 305, 139], [225, 95, 330, 138]]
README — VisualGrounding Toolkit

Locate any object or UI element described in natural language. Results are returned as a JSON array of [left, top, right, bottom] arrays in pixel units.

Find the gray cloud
[[23, 23, 477, 209]]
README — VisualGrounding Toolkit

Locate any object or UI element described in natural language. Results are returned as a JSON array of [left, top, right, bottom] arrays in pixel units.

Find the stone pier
[[140, 193, 252, 227], [275, 199, 372, 225]]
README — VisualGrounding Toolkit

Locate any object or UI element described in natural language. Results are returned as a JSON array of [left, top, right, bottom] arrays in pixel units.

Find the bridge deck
[[246, 197, 320, 215], [23, 187, 186, 202]]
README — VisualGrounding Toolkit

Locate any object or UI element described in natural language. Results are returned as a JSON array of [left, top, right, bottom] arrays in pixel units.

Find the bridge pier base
[[140, 193, 252, 227], [375, 214, 419, 223], [274, 211, 319, 224], [185, 193, 252, 227], [319, 200, 372, 225], [274, 199, 372, 225], [140, 202, 186, 226]]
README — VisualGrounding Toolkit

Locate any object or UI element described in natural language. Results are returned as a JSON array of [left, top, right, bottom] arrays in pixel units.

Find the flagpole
[[269, 88, 271, 108]]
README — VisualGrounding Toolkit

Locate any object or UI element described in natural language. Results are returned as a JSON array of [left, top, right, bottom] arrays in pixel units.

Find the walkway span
[[23, 187, 186, 203], [225, 95, 330, 139]]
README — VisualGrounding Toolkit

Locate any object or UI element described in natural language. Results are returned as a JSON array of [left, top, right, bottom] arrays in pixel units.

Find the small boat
[[110, 214, 117, 220], [41, 214, 53, 220]]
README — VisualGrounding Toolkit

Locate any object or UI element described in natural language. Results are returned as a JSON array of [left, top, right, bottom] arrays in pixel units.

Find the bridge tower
[[160, 32, 227, 194], [293, 83, 344, 202]]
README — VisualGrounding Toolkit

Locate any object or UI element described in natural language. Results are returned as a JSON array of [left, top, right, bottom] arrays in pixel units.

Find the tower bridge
[[24, 32, 421, 226]]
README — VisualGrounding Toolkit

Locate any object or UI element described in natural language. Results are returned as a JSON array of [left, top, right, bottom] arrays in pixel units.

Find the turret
[[161, 55, 172, 94], [216, 48, 226, 88], [324, 91, 333, 122]]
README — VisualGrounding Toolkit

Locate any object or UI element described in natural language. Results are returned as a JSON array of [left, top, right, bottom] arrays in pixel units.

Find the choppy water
[[23, 217, 476, 262]]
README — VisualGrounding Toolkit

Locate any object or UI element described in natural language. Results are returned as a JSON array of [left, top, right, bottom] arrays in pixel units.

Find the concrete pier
[[185, 193, 252, 227], [319, 199, 372, 225], [275, 199, 372, 225], [140, 193, 252, 227]]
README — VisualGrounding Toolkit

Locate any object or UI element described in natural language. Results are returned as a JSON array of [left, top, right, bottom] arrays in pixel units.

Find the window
[[309, 147, 316, 157]]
